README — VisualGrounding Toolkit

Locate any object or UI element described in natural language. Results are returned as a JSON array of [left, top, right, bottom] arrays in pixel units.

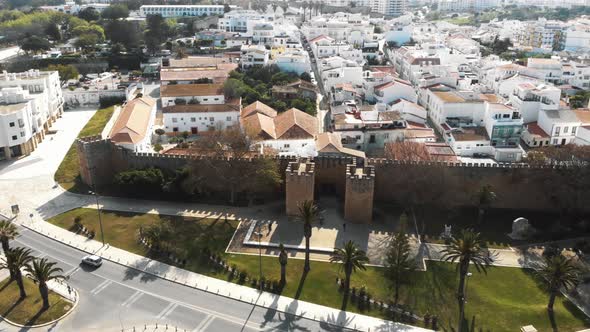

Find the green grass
[[0, 277, 71, 326], [54, 106, 115, 192], [47, 208, 590, 331]]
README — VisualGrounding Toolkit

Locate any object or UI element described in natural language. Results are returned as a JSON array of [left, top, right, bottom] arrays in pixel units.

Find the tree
[[298, 200, 318, 273], [0, 220, 18, 279], [300, 72, 312, 82], [385, 213, 415, 304], [21, 35, 51, 55], [330, 240, 369, 296], [72, 24, 105, 41], [111, 42, 126, 55], [78, 7, 100, 22], [187, 127, 282, 204], [441, 229, 494, 332], [101, 4, 129, 20], [374, 25, 383, 34], [45, 64, 79, 84], [45, 23, 61, 41], [223, 78, 246, 100], [475, 184, 496, 223], [224, 4, 231, 13], [536, 254, 581, 312], [2, 247, 34, 298], [278, 243, 288, 286], [155, 128, 165, 142], [25, 258, 66, 309], [145, 14, 171, 54], [75, 33, 100, 52]]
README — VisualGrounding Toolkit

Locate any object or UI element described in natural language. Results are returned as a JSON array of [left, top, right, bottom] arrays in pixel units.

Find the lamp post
[[464, 272, 473, 303], [253, 221, 263, 291], [88, 187, 105, 246]]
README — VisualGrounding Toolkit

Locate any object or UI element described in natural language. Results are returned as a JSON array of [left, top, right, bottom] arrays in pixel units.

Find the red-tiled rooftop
[[526, 122, 549, 138]]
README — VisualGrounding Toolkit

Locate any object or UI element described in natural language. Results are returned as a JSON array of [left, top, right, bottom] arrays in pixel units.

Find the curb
[[0, 283, 79, 328], [17, 222, 366, 332]]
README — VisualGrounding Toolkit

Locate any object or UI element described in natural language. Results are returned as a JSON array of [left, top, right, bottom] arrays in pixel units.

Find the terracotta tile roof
[[525, 122, 549, 138], [275, 108, 318, 138], [109, 97, 156, 145], [160, 83, 224, 97], [315, 132, 366, 158], [160, 66, 235, 82], [334, 83, 356, 93], [405, 128, 436, 139], [162, 99, 241, 114], [167, 57, 235, 68], [370, 66, 397, 75], [309, 34, 333, 44], [242, 101, 277, 118], [433, 91, 465, 103], [243, 112, 277, 139], [574, 108, 590, 125]]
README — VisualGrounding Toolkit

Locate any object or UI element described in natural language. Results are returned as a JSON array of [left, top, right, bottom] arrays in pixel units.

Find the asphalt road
[[7, 226, 355, 332]]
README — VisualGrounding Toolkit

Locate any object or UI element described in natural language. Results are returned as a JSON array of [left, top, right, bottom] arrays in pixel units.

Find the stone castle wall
[[77, 138, 585, 211]]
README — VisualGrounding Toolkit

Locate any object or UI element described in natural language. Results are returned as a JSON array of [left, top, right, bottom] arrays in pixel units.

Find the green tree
[[105, 20, 140, 49], [475, 184, 496, 223], [223, 78, 246, 100], [278, 243, 288, 286], [101, 4, 129, 20], [44, 22, 61, 41], [537, 254, 581, 312], [441, 229, 494, 332], [299, 72, 312, 82], [78, 7, 100, 21], [298, 200, 318, 272], [330, 241, 369, 297], [385, 213, 415, 304], [24, 258, 66, 309], [21, 35, 51, 55], [114, 168, 165, 196], [111, 42, 126, 55], [145, 14, 170, 54], [75, 33, 100, 52], [1, 247, 34, 298], [72, 24, 105, 41], [44, 64, 79, 84], [155, 128, 165, 142], [0, 220, 18, 279]]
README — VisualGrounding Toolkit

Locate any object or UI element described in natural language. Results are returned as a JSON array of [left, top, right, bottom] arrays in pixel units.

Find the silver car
[[82, 255, 103, 267]]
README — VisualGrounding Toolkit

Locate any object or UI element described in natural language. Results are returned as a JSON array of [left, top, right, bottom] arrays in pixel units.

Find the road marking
[[90, 280, 111, 295], [160, 303, 178, 320], [192, 315, 214, 332], [121, 290, 143, 307], [156, 302, 176, 319], [65, 266, 80, 277], [13, 236, 265, 331]]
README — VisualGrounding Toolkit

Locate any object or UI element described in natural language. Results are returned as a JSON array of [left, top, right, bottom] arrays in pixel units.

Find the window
[[172, 118, 178, 123], [572, 126, 577, 135], [18, 119, 24, 127], [226, 116, 232, 121], [502, 114, 510, 118], [355, 135, 361, 140], [209, 117, 214, 121], [9, 122, 15, 127], [564, 126, 569, 134], [553, 138, 558, 145], [369, 135, 376, 143], [284, 144, 290, 148], [173, 127, 179, 132], [20, 131, 25, 137], [554, 126, 560, 135], [191, 117, 196, 122], [204, 98, 208, 101], [11, 135, 17, 140]]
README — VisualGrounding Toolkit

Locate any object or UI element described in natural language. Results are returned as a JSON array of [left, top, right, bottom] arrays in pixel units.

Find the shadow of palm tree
[[2, 296, 25, 319], [295, 270, 308, 300], [23, 305, 47, 327], [319, 311, 354, 331]]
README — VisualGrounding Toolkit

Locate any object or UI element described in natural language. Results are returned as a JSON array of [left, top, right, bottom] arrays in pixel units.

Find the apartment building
[[218, 10, 274, 35], [240, 45, 270, 69], [139, 5, 232, 17], [0, 70, 63, 160]]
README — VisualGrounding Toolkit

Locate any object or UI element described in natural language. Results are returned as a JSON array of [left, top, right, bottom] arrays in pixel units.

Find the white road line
[[160, 303, 178, 320], [65, 266, 80, 276], [90, 280, 112, 295], [126, 292, 143, 308], [121, 290, 141, 307], [12, 237, 264, 331], [155, 302, 175, 319], [192, 315, 213, 332]]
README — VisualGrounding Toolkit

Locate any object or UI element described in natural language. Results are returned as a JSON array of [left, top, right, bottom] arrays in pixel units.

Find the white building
[[162, 100, 241, 135], [218, 10, 274, 35], [526, 58, 563, 84], [273, 50, 311, 75], [0, 70, 63, 160], [139, 5, 231, 18], [160, 83, 225, 107], [240, 45, 270, 69], [437, 0, 501, 12], [108, 97, 157, 152], [508, 82, 561, 123], [522, 109, 581, 147], [301, 13, 374, 45], [565, 20, 590, 51]]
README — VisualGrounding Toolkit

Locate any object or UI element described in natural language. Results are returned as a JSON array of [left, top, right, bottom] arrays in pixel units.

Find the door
[[191, 127, 198, 135], [561, 138, 566, 145]]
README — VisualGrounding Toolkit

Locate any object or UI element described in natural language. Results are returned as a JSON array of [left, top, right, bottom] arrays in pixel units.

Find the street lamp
[[88, 187, 105, 246], [253, 221, 263, 291], [464, 272, 473, 303]]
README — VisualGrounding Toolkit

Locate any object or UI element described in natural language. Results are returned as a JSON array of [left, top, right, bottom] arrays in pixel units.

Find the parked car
[[472, 153, 491, 159], [81, 255, 103, 267]]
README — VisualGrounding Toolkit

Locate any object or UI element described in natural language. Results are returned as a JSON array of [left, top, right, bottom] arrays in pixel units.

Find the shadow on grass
[[23, 305, 48, 327], [1, 296, 24, 319], [0, 279, 13, 292], [294, 270, 308, 300]]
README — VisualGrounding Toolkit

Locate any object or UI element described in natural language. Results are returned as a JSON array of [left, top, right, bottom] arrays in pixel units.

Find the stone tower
[[344, 163, 375, 223], [285, 160, 315, 216]]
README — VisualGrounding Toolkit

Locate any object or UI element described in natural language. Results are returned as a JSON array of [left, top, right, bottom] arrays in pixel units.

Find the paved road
[[5, 225, 355, 331], [0, 46, 21, 62]]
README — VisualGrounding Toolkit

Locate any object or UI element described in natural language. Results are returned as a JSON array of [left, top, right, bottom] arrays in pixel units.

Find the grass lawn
[[0, 277, 71, 326], [54, 106, 115, 193], [48, 208, 590, 331]]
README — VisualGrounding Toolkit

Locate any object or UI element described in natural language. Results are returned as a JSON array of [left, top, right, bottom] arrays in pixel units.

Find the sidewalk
[[12, 213, 432, 332]]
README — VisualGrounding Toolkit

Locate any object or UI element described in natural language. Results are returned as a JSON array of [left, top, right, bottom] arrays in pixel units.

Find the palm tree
[[330, 240, 369, 295], [441, 229, 494, 332], [536, 254, 581, 312], [25, 258, 66, 309], [278, 243, 288, 286], [2, 247, 34, 298], [476, 184, 496, 222], [0, 220, 19, 279], [385, 230, 414, 304], [298, 200, 318, 272]]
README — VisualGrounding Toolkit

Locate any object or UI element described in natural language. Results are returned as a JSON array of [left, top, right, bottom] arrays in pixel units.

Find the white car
[[82, 255, 103, 267]]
